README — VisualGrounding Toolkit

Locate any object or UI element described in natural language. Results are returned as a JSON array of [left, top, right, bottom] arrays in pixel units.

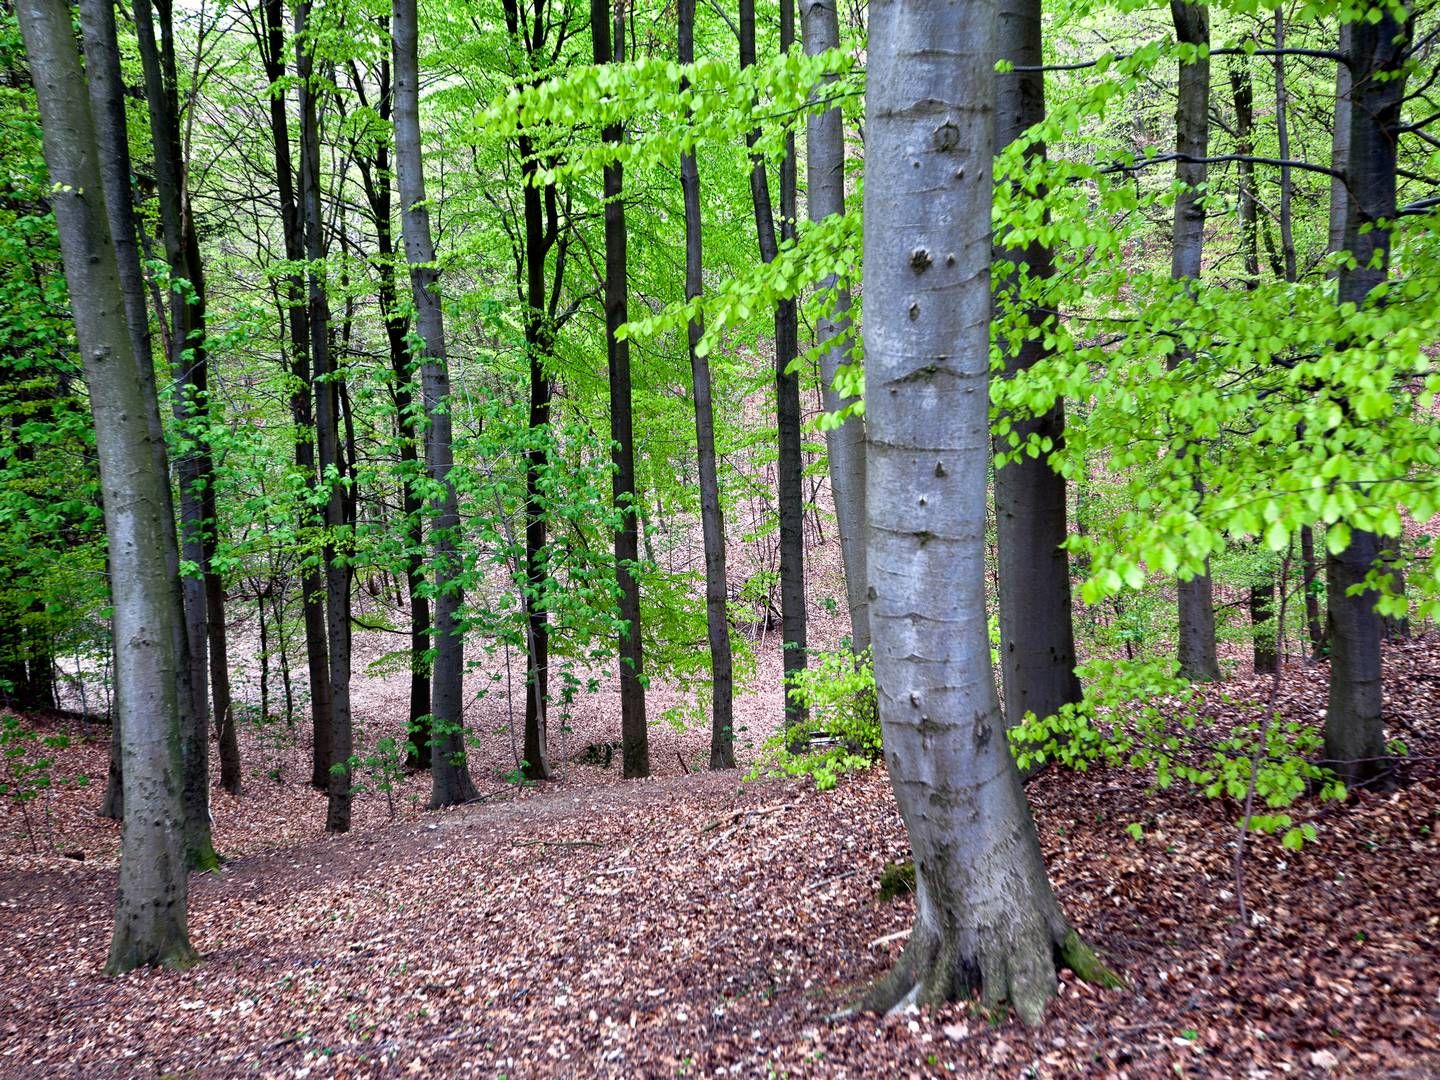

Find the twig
[[867, 927, 911, 948], [1234, 546, 1294, 929], [676, 750, 690, 775]]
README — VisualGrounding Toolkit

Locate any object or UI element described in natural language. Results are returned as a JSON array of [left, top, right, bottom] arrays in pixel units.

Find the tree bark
[[861, 0, 1111, 1022], [1169, 0, 1220, 683], [740, 0, 807, 727], [393, 0, 479, 809], [296, 0, 354, 831], [992, 0, 1082, 733], [592, 0, 649, 779], [133, 0, 221, 865], [1324, 7, 1412, 788], [16, 0, 197, 972], [679, 0, 735, 770], [255, 0, 334, 788], [801, 0, 868, 655]]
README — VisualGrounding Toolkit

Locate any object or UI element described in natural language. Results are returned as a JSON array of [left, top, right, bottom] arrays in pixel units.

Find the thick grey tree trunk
[[992, 0, 1082, 733], [592, 0, 650, 779], [392, 0, 479, 809], [1324, 8, 1412, 787], [16, 0, 197, 972], [679, 0, 735, 769], [801, 0, 868, 654], [1169, 0, 1221, 683], [861, 0, 1111, 1022], [78, 0, 162, 822]]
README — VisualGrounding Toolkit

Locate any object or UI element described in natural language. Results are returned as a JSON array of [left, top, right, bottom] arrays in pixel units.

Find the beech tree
[[861, 0, 1112, 1020], [393, 0, 479, 808], [16, 0, 196, 972]]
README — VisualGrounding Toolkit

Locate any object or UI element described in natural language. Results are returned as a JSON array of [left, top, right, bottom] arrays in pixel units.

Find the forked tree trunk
[[861, 0, 1113, 1022], [801, 0, 868, 655], [133, 0, 220, 866], [254, 0, 334, 790], [679, 0, 735, 769], [993, 0, 1081, 733], [592, 0, 649, 779], [297, 0, 354, 831], [740, 0, 807, 726], [1324, 7, 1412, 787], [16, 0, 197, 972], [1169, 0, 1220, 683], [393, 0, 479, 809]]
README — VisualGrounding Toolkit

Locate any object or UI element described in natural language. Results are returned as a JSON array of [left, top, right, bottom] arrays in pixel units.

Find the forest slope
[[2, 642, 1439, 1077]]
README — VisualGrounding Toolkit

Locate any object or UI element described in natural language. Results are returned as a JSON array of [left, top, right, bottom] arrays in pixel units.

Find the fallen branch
[[512, 839, 604, 849], [867, 927, 911, 949], [701, 801, 797, 833]]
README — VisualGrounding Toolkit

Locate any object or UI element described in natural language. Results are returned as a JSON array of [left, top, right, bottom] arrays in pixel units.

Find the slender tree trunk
[[801, 0, 868, 654], [740, 0, 807, 726], [861, 0, 1110, 1020], [679, 0, 735, 770], [393, 0, 479, 809], [1300, 524, 1325, 655], [1169, 0, 1220, 683], [133, 0, 219, 867], [297, 0, 353, 831], [1324, 7, 1412, 787], [17, 0, 197, 972], [993, 0, 1082, 732], [1230, 55, 1278, 678], [500, 0, 560, 782], [255, 0, 334, 787], [592, 0, 649, 778]]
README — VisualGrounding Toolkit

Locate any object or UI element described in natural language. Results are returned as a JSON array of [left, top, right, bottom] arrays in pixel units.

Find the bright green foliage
[[755, 649, 877, 790]]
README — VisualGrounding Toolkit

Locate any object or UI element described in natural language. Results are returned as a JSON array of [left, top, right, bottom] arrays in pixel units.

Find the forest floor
[[3, 634, 1440, 1078]]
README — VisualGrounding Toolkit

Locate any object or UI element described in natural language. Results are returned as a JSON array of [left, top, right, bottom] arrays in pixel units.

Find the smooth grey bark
[[78, 0, 160, 823], [679, 0, 735, 769], [740, 0, 807, 727], [297, 0, 353, 831], [132, 0, 221, 865], [16, 0, 197, 972], [1169, 0, 1221, 683], [1327, 23, 1353, 260], [860, 0, 1109, 1022], [1324, 7, 1412, 788], [392, 0, 479, 809], [801, 0, 868, 655], [592, 0, 649, 779], [993, 0, 1082, 734]]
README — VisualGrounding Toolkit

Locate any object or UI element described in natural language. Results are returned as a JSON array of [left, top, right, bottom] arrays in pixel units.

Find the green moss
[[1058, 928, 1125, 989], [877, 860, 915, 902]]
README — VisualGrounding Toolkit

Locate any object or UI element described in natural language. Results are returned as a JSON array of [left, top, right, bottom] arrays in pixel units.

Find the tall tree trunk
[[133, 0, 220, 867], [801, 0, 868, 654], [861, 0, 1110, 1020], [349, 53, 433, 770], [992, 0, 1082, 733], [679, 0, 735, 769], [393, 0, 479, 809], [255, 0, 334, 787], [77, 0, 162, 821], [740, 0, 807, 726], [592, 0, 649, 778], [1324, 7, 1412, 788], [1230, 55, 1278, 677], [17, 0, 197, 972], [1169, 0, 1220, 683], [297, 0, 354, 831], [501, 0, 562, 782]]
